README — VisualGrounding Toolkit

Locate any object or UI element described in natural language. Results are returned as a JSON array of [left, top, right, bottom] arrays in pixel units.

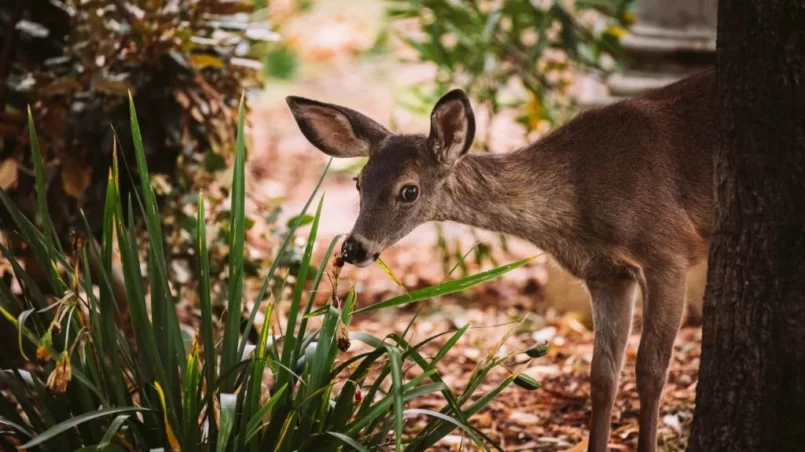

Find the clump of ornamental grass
[[0, 96, 547, 451]]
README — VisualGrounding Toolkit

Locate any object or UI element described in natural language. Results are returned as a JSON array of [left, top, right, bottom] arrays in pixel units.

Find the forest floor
[[239, 1, 702, 450]]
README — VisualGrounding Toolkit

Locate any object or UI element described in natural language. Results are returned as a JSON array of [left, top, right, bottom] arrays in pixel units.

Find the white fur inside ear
[[432, 100, 467, 163], [304, 105, 370, 156]]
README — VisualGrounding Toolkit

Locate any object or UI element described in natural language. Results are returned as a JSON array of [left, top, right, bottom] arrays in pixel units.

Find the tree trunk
[[688, 1, 805, 451]]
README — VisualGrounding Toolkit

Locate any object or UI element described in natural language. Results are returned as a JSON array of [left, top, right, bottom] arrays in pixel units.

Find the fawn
[[286, 67, 716, 452]]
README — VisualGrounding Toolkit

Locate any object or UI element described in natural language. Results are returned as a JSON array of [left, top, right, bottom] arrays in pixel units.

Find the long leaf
[[196, 194, 218, 437], [26, 107, 59, 289], [220, 94, 247, 392], [0, 416, 33, 438], [404, 408, 484, 446], [325, 432, 371, 452], [216, 393, 238, 452], [182, 341, 203, 450], [237, 159, 332, 360], [127, 95, 185, 416], [80, 208, 129, 408], [242, 301, 277, 452], [18, 407, 150, 449], [275, 196, 324, 402], [385, 345, 404, 452], [355, 256, 535, 313], [98, 415, 130, 448], [244, 383, 287, 443], [411, 374, 515, 451], [298, 303, 340, 438], [293, 235, 341, 362]]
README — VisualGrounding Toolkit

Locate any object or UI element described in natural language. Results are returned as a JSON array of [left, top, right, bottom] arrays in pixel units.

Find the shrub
[[0, 97, 545, 451], [0, 0, 275, 258], [389, 0, 633, 132]]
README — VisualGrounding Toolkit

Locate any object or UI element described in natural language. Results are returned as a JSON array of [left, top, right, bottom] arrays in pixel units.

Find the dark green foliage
[[390, 0, 633, 132]]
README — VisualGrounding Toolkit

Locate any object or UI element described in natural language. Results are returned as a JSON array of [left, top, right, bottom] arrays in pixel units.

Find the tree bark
[[688, 1, 805, 451]]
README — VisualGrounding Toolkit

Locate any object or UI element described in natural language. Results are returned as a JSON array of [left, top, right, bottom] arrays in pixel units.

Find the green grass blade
[[237, 159, 332, 360], [386, 329, 489, 449], [293, 235, 341, 360], [274, 196, 325, 399], [0, 191, 65, 296], [355, 256, 535, 314], [18, 407, 150, 449], [325, 432, 371, 452], [183, 342, 202, 449], [242, 302, 277, 452], [328, 349, 385, 433], [431, 324, 469, 368], [298, 303, 341, 437], [345, 371, 441, 436], [0, 416, 33, 439], [385, 344, 404, 452], [196, 194, 218, 436], [80, 210, 128, 408], [404, 408, 484, 446], [0, 240, 48, 311], [416, 375, 515, 451], [98, 414, 130, 447], [0, 371, 46, 434], [245, 383, 287, 442], [220, 94, 248, 392], [127, 94, 185, 409], [216, 393, 238, 452], [114, 200, 170, 438], [16, 308, 35, 361], [26, 107, 59, 287]]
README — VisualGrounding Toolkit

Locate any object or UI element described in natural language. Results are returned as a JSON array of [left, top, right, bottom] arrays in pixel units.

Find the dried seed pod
[[334, 255, 345, 268], [513, 373, 541, 391], [336, 323, 351, 352], [69, 230, 88, 261], [47, 352, 72, 393], [36, 330, 53, 362], [36, 345, 51, 362], [525, 342, 550, 358]]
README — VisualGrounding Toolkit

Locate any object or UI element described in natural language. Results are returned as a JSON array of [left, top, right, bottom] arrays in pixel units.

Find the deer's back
[[531, 69, 717, 275]]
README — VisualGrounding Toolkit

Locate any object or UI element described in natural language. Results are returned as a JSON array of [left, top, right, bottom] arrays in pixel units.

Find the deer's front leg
[[585, 269, 637, 452], [635, 266, 686, 452]]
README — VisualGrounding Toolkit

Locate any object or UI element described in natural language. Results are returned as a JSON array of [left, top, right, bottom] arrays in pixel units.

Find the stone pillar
[[588, 0, 717, 104]]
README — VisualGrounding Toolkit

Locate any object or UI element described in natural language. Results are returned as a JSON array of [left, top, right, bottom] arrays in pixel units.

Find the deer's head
[[286, 90, 476, 267]]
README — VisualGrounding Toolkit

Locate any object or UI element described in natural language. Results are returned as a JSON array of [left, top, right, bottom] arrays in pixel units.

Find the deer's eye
[[353, 176, 360, 192], [400, 185, 419, 202]]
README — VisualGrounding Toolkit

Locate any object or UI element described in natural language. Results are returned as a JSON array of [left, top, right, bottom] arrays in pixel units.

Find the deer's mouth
[[341, 235, 381, 267], [351, 256, 378, 268]]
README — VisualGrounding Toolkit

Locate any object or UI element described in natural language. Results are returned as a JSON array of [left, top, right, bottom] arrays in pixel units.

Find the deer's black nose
[[341, 236, 368, 264]]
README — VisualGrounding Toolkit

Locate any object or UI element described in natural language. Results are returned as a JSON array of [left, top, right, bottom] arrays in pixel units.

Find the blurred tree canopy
[[0, 0, 273, 244], [390, 0, 633, 138]]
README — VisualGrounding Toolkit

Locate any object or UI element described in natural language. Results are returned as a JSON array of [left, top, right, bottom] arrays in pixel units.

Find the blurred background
[[0, 0, 716, 449]]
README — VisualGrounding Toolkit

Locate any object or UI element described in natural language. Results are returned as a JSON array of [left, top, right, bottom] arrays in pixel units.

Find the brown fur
[[286, 67, 717, 451]]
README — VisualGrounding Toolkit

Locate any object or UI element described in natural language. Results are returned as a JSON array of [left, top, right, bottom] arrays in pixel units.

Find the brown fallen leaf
[[60, 154, 92, 199], [0, 158, 18, 190], [563, 438, 589, 452]]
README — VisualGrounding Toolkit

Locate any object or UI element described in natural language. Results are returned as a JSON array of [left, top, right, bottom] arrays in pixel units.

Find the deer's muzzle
[[341, 235, 378, 267]]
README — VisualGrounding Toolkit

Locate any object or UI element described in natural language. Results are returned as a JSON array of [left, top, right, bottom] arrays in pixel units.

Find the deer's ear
[[427, 89, 475, 166], [286, 96, 390, 158]]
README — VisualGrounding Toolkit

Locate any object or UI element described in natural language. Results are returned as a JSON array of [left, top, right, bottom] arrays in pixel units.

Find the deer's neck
[[436, 151, 573, 242]]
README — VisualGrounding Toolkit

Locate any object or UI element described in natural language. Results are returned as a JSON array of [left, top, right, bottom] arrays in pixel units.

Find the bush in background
[[0, 0, 274, 244]]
